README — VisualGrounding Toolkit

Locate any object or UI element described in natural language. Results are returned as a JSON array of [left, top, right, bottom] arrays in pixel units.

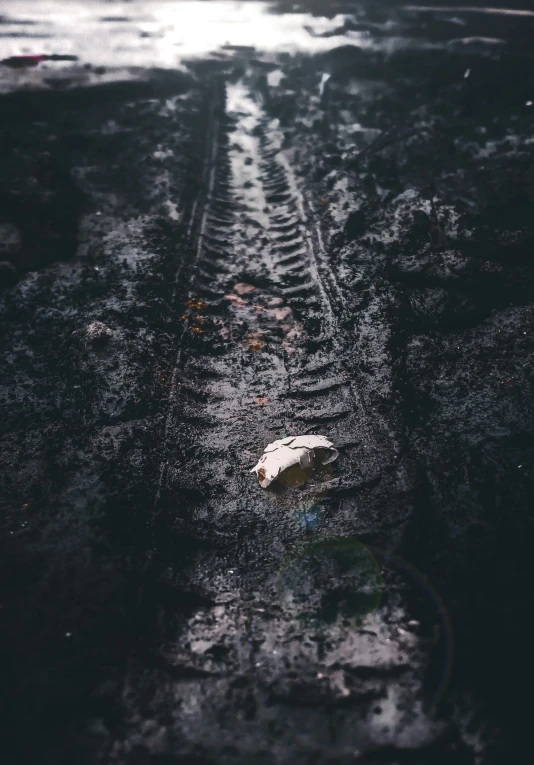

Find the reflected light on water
[[0, 0, 371, 68], [404, 5, 534, 17]]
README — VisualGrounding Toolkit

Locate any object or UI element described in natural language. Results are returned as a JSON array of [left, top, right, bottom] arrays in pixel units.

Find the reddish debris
[[0, 54, 78, 69]]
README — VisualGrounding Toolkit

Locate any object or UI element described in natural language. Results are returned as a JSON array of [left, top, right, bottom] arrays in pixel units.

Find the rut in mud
[[148, 72, 428, 760], [156, 72, 396, 527]]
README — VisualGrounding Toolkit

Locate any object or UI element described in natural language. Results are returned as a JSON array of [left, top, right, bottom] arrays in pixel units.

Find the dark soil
[[1, 2, 533, 764]]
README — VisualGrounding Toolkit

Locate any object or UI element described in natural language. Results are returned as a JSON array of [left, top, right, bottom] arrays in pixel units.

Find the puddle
[[0, 0, 372, 73], [4, 0, 525, 91]]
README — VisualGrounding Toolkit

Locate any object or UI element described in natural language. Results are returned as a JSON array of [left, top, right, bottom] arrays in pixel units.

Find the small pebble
[[87, 321, 112, 343], [233, 282, 256, 295]]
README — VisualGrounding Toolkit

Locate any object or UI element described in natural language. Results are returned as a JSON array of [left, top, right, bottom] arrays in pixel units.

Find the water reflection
[[0, 0, 371, 68], [267, 535, 454, 753], [2, 0, 522, 93]]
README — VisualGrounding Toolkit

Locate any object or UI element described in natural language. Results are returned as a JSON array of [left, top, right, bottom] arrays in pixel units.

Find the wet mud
[[1, 2, 534, 764]]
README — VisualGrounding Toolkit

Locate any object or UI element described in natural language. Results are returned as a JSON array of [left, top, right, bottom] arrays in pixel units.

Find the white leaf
[[250, 435, 339, 488]]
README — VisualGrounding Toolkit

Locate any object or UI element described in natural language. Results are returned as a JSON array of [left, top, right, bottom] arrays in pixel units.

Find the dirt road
[[1, 2, 534, 763]]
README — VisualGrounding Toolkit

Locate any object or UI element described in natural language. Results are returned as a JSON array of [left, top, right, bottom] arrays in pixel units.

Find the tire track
[[134, 67, 447, 761], [155, 71, 399, 527], [253, 84, 399, 476], [152, 78, 225, 516]]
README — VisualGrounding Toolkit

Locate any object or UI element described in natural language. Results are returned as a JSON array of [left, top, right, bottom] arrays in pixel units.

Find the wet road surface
[[1, 2, 534, 764]]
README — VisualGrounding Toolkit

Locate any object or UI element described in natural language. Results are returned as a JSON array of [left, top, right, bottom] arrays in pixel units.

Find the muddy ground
[[1, 2, 534, 764]]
